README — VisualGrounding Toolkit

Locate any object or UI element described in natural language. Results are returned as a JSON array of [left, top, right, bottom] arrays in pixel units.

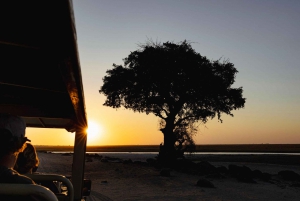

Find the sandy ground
[[36, 152, 300, 201]]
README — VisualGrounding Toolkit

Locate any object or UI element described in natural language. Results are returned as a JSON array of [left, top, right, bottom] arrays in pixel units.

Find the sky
[[27, 0, 300, 146]]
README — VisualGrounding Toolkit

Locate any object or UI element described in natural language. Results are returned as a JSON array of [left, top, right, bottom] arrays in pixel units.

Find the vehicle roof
[[0, 0, 87, 132]]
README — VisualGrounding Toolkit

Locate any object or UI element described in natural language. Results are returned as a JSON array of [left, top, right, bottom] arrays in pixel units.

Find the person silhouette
[[14, 143, 61, 194], [14, 143, 39, 174], [0, 113, 34, 184]]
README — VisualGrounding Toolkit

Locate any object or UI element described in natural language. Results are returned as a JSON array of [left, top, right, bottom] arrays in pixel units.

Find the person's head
[[14, 143, 39, 174], [0, 113, 29, 160]]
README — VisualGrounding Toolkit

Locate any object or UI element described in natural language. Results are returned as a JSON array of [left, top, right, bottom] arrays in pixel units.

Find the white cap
[[0, 113, 26, 139]]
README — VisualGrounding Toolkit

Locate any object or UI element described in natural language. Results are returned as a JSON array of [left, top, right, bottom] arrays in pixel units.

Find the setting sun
[[86, 120, 103, 145]]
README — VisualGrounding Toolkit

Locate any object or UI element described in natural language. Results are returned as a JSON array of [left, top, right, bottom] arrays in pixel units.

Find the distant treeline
[[35, 144, 300, 153]]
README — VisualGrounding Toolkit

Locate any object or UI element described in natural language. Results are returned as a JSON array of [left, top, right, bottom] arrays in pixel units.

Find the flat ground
[[37, 151, 300, 201]]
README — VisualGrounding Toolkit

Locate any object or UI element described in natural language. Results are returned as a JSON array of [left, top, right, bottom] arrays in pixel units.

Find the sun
[[86, 120, 103, 145]]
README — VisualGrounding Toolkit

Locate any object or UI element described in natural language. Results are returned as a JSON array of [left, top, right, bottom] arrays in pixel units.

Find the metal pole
[[71, 128, 87, 201]]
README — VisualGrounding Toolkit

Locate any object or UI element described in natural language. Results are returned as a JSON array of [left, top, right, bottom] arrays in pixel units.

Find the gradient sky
[[27, 0, 300, 145]]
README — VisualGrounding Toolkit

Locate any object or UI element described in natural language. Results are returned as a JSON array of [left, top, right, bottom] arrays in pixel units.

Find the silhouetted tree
[[99, 40, 245, 163]]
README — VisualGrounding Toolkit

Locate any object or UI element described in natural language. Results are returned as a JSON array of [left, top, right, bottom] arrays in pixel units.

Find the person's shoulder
[[1, 167, 34, 184], [11, 169, 35, 184]]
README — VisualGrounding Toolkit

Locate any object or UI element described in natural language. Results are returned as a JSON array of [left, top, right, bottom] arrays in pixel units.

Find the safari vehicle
[[0, 1, 91, 200]]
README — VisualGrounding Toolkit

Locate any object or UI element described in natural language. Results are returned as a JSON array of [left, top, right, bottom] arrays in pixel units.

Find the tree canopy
[[100, 40, 245, 162]]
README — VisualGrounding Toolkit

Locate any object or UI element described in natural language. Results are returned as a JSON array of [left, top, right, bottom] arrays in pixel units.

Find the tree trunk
[[158, 116, 176, 164]]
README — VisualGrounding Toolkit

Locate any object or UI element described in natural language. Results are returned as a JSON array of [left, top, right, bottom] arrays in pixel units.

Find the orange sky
[[26, 104, 300, 146]]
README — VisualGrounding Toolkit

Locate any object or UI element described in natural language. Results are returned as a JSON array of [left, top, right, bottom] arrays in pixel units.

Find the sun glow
[[86, 120, 103, 145]]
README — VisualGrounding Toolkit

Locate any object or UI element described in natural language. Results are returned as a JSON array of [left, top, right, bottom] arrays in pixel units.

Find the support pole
[[71, 128, 87, 201]]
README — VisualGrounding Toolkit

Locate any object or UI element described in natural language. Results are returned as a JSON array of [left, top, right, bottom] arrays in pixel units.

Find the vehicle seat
[[25, 173, 74, 201], [0, 183, 58, 201]]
